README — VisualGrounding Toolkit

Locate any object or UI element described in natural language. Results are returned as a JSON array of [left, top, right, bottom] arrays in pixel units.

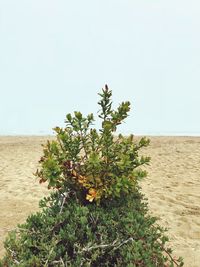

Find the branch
[[59, 192, 69, 214], [52, 258, 65, 266], [81, 239, 119, 252], [80, 237, 135, 253], [161, 245, 181, 266], [8, 248, 20, 265], [113, 237, 134, 251], [80, 129, 89, 160], [44, 247, 54, 267]]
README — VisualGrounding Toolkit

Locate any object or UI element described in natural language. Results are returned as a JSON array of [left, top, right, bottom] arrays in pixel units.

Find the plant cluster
[[0, 85, 184, 266], [35, 85, 150, 204]]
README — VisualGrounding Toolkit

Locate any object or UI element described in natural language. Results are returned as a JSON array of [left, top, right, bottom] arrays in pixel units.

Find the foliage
[[0, 190, 184, 267], [35, 85, 150, 204], [0, 85, 184, 266]]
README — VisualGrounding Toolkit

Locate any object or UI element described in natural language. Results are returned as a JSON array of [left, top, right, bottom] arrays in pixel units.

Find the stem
[[161, 245, 180, 266], [80, 129, 88, 160], [44, 247, 54, 267], [80, 237, 135, 253], [59, 192, 68, 214]]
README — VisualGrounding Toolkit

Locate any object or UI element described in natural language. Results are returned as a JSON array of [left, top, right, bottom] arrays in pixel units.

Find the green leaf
[[74, 111, 83, 120], [66, 113, 72, 122]]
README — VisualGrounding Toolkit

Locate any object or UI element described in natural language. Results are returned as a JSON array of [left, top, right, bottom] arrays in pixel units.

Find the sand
[[0, 136, 200, 266]]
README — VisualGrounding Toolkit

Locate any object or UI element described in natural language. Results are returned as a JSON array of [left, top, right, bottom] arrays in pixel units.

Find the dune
[[0, 136, 200, 266]]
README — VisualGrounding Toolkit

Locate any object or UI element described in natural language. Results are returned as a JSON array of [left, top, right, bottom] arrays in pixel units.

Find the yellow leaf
[[86, 188, 97, 202], [72, 169, 87, 185], [86, 194, 94, 202]]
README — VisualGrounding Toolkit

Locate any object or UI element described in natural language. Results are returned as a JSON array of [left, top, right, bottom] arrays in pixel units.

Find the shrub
[[0, 191, 183, 267], [35, 85, 150, 204], [0, 85, 184, 266]]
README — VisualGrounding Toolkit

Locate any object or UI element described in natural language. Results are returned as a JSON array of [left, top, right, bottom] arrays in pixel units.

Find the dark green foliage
[[0, 190, 183, 266]]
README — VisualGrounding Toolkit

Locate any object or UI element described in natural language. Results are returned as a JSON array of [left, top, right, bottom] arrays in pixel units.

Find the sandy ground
[[0, 136, 200, 266]]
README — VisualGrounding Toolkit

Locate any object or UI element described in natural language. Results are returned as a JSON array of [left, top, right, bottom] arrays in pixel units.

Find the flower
[[86, 188, 97, 202]]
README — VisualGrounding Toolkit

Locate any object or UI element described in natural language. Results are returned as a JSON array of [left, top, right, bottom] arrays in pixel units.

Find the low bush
[[0, 190, 183, 267], [0, 85, 184, 266]]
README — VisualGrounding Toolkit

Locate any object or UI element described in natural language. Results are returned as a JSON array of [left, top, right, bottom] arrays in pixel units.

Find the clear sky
[[0, 0, 200, 135]]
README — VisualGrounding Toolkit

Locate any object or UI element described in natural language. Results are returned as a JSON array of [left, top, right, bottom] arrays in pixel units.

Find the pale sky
[[0, 1, 200, 135]]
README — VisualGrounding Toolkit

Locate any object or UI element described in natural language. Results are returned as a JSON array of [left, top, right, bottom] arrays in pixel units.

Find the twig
[[80, 237, 135, 253], [8, 248, 20, 265], [44, 247, 54, 267], [80, 129, 88, 160], [80, 239, 118, 252], [60, 257, 65, 267], [59, 192, 68, 214], [52, 258, 65, 266], [162, 245, 180, 267], [113, 237, 134, 251]]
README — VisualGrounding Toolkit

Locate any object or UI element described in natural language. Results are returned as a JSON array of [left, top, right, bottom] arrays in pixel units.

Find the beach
[[0, 136, 200, 266]]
